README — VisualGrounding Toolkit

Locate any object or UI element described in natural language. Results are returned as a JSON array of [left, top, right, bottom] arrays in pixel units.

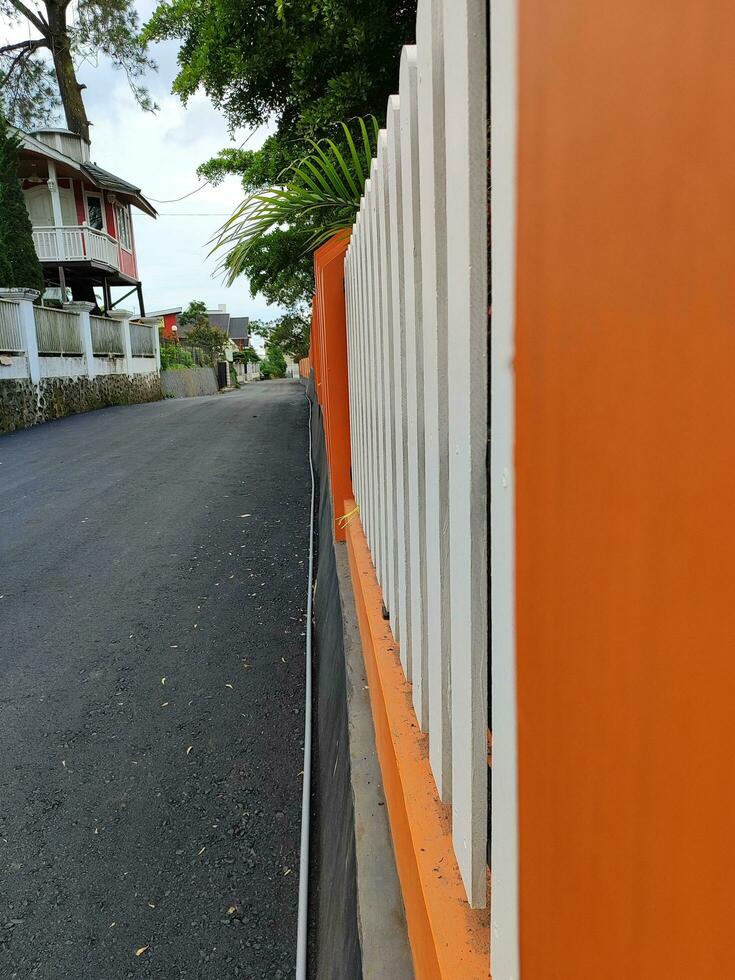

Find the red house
[[16, 127, 157, 314]]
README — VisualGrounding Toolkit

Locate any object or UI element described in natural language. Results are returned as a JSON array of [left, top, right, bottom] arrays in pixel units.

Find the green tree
[[182, 323, 229, 366], [0, 115, 44, 291], [251, 310, 309, 361], [215, 117, 376, 288], [259, 346, 286, 380], [178, 299, 208, 330], [145, 0, 416, 306], [233, 346, 260, 365], [0, 0, 156, 139]]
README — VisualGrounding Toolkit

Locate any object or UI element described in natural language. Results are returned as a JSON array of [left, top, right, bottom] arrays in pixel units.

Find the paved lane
[[0, 382, 310, 979]]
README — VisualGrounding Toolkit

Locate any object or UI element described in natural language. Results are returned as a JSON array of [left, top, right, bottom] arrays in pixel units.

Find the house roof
[[228, 316, 250, 340], [14, 127, 158, 219], [206, 312, 230, 331]]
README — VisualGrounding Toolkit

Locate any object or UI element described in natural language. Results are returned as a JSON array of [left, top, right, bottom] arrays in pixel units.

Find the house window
[[86, 195, 104, 231], [116, 206, 132, 251]]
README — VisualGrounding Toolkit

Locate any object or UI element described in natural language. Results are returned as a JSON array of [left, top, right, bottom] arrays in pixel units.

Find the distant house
[[151, 305, 250, 348], [16, 127, 156, 313], [228, 316, 250, 350], [151, 308, 182, 341]]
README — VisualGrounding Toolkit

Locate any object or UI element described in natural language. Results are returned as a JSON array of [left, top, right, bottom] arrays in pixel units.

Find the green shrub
[[160, 344, 195, 370]]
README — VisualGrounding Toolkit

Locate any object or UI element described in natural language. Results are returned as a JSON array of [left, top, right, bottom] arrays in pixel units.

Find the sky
[[2, 0, 282, 323]]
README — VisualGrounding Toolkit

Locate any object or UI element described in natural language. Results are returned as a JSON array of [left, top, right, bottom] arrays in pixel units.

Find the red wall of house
[[161, 313, 178, 340], [72, 180, 86, 225]]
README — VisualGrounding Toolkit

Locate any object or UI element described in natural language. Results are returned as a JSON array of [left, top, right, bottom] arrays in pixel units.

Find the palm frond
[[211, 116, 379, 285]]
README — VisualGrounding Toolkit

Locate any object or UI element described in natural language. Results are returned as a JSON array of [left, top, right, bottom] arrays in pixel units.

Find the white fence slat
[[378, 130, 398, 624], [377, 136, 397, 622], [361, 185, 376, 556], [418, 0, 453, 801], [366, 173, 381, 582], [444, 0, 489, 908], [387, 94, 412, 669], [399, 44, 429, 723]]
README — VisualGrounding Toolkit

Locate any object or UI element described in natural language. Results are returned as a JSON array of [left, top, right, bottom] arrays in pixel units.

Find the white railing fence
[[0, 299, 24, 353], [35, 306, 83, 355], [0, 295, 160, 383], [129, 322, 155, 357], [31, 226, 120, 271], [90, 316, 123, 356], [343, 0, 488, 908]]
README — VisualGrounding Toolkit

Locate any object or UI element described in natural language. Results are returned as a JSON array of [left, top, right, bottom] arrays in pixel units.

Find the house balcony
[[31, 225, 138, 282]]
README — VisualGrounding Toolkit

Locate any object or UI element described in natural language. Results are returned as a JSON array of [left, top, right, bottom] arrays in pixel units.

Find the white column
[[0, 290, 41, 383], [64, 301, 96, 379], [109, 309, 134, 374], [46, 161, 65, 261]]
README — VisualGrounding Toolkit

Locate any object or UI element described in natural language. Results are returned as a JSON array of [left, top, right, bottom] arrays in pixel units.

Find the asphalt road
[[0, 382, 310, 979]]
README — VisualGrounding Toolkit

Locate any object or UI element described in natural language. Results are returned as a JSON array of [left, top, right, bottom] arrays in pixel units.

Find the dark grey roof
[[81, 162, 157, 217], [228, 316, 250, 340], [207, 312, 230, 331]]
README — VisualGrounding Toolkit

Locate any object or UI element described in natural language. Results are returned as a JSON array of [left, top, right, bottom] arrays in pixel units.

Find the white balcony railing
[[32, 225, 120, 271]]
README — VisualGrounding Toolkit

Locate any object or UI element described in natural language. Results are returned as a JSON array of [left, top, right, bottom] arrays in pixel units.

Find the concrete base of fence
[[310, 378, 413, 980], [0, 373, 162, 435], [160, 366, 218, 399]]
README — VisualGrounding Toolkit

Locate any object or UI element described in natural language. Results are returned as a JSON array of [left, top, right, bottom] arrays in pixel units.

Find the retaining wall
[[160, 367, 218, 399], [0, 373, 162, 435]]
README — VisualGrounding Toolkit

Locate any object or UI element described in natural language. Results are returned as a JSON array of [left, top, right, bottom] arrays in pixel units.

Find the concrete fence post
[[109, 309, 134, 375], [0, 289, 41, 384], [64, 301, 96, 379], [138, 317, 163, 372]]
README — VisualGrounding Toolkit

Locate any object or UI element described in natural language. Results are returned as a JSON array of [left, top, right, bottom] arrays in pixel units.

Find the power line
[[146, 127, 259, 204], [132, 212, 232, 217]]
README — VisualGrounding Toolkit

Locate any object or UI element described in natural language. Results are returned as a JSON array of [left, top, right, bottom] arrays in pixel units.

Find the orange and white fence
[[343, 0, 488, 912]]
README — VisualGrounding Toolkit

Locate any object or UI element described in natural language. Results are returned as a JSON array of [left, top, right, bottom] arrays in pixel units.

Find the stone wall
[[0, 373, 162, 435], [160, 366, 218, 399]]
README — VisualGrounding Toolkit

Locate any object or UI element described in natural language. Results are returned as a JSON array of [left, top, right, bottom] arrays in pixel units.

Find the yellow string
[[337, 505, 360, 529]]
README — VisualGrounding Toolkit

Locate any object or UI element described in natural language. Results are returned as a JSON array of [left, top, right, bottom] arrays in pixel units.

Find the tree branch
[[7, 0, 49, 36], [0, 37, 47, 56]]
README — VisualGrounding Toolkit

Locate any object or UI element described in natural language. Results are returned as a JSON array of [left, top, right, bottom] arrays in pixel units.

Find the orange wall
[[312, 232, 353, 540], [516, 4, 735, 977]]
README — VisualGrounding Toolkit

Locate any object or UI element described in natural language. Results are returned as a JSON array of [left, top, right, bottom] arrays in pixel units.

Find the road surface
[[0, 382, 310, 979]]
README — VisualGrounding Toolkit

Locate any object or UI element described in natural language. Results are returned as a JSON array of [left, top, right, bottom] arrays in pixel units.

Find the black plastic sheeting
[[306, 376, 363, 980]]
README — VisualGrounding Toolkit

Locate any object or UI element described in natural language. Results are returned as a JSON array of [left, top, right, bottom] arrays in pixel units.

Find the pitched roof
[[206, 312, 230, 331], [14, 127, 157, 218], [228, 316, 250, 340]]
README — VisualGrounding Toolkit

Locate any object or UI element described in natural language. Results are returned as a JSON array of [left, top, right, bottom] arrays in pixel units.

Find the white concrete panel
[[387, 94, 412, 667], [489, 0, 519, 962], [417, 0, 453, 802], [444, 0, 489, 910], [377, 132, 398, 625], [399, 44, 428, 721]]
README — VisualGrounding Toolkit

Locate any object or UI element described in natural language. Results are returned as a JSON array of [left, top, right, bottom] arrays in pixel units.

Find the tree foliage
[[0, 0, 156, 139], [181, 322, 229, 365], [214, 117, 377, 285], [0, 115, 44, 291], [251, 310, 309, 362], [178, 299, 208, 328], [145, 0, 417, 307], [233, 346, 260, 365]]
